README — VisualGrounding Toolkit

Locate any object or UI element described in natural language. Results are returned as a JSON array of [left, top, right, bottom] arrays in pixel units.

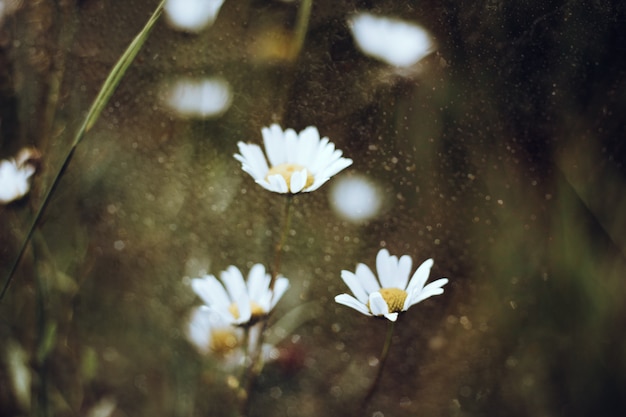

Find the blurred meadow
[[1, 0, 625, 416]]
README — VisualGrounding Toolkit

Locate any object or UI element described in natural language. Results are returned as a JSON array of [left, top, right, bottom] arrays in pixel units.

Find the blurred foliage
[[1, 0, 625, 416]]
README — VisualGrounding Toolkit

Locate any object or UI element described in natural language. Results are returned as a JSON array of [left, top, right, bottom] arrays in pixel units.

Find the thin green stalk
[[0, 0, 166, 302], [239, 195, 295, 416], [361, 320, 396, 413], [269, 195, 294, 292], [289, 0, 313, 59]]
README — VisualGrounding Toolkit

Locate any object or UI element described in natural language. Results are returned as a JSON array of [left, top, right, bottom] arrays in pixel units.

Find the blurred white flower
[[0, 148, 39, 204], [235, 124, 353, 194], [164, 0, 225, 32], [187, 307, 277, 368], [335, 249, 448, 321], [164, 77, 232, 118], [329, 174, 384, 222], [348, 13, 434, 67], [187, 307, 243, 356], [191, 264, 289, 326]]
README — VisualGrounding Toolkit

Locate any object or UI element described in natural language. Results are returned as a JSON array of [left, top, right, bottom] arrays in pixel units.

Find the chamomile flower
[[187, 307, 242, 356], [187, 307, 277, 368], [234, 124, 353, 194], [191, 264, 289, 326], [348, 13, 434, 68], [335, 249, 448, 321], [0, 148, 39, 204]]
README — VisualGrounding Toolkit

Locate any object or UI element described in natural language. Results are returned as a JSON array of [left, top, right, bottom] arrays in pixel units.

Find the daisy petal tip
[[385, 313, 399, 322]]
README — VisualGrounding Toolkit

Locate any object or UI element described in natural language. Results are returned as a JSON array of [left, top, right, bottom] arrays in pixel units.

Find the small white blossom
[[163, 77, 232, 118], [234, 124, 353, 194], [164, 0, 225, 32], [348, 13, 434, 67], [187, 307, 242, 355], [329, 174, 384, 222], [187, 307, 276, 367], [0, 148, 38, 204], [335, 249, 448, 321], [191, 264, 289, 326]]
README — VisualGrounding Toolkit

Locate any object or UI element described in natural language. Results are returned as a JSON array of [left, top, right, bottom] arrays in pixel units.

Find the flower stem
[[269, 195, 294, 292], [289, 0, 313, 59], [239, 195, 294, 416], [361, 320, 396, 413]]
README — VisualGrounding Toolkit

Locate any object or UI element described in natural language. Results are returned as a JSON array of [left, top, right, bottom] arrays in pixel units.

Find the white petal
[[406, 258, 434, 296], [383, 312, 399, 321], [234, 290, 252, 323], [221, 266, 247, 300], [408, 278, 448, 307], [186, 307, 212, 352], [191, 276, 230, 309], [340, 270, 369, 304], [314, 156, 353, 181], [263, 124, 286, 166], [284, 127, 300, 163], [354, 263, 381, 294], [376, 249, 396, 288], [334, 294, 371, 316], [304, 177, 330, 192], [308, 138, 336, 174], [395, 255, 413, 289], [267, 174, 289, 193], [235, 142, 269, 180], [270, 277, 290, 309], [206, 304, 239, 324], [289, 169, 307, 193], [295, 126, 320, 166], [368, 292, 389, 317], [256, 179, 277, 192], [247, 264, 269, 301]]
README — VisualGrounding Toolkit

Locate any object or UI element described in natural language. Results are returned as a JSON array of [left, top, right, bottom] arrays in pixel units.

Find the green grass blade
[[0, 0, 166, 302], [80, 0, 166, 139]]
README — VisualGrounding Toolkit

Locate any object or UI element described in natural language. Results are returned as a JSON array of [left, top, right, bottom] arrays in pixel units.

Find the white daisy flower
[[187, 307, 243, 356], [335, 249, 448, 321], [187, 307, 277, 367], [0, 148, 39, 204], [164, 0, 225, 33], [348, 13, 434, 68], [191, 264, 289, 326], [234, 124, 353, 194]]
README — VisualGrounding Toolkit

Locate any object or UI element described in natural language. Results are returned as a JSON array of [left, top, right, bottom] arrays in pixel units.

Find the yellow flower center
[[376, 288, 408, 313], [266, 163, 314, 190], [228, 301, 266, 321], [210, 329, 239, 356]]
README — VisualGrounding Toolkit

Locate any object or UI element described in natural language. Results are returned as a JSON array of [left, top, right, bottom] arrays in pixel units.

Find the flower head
[[335, 249, 448, 321], [164, 0, 225, 33], [187, 307, 275, 367], [348, 13, 434, 68], [187, 307, 243, 356], [191, 264, 289, 326], [234, 124, 353, 194], [0, 148, 39, 204]]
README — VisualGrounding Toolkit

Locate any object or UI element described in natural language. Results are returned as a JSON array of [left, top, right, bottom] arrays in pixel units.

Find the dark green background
[[1, 1, 625, 416]]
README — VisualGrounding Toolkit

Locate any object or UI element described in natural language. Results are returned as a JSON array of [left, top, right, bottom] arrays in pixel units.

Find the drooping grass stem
[[0, 0, 166, 302]]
